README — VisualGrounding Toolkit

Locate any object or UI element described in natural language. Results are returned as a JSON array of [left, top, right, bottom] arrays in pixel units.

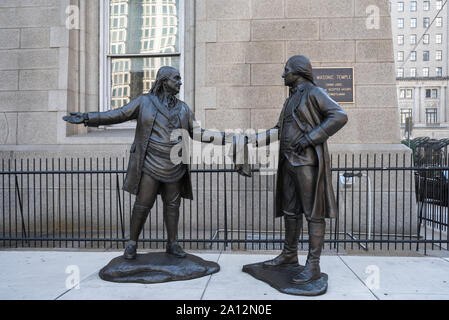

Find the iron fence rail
[[0, 154, 448, 253]]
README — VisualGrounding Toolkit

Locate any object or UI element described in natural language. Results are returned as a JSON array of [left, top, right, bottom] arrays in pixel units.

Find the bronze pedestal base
[[242, 262, 328, 296], [99, 252, 219, 284]]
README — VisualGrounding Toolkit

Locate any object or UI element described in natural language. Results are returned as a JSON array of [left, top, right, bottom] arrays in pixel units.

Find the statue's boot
[[263, 214, 301, 267], [292, 219, 325, 284], [123, 204, 151, 260], [164, 206, 187, 258]]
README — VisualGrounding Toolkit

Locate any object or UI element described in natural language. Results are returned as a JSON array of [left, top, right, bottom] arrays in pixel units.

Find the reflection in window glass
[[110, 56, 180, 109], [108, 0, 181, 111], [109, 0, 179, 55]]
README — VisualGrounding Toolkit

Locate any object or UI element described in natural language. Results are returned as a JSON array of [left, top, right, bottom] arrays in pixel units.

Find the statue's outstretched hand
[[63, 112, 87, 125]]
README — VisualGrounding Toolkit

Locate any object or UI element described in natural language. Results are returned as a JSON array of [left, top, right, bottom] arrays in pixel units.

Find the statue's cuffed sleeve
[[86, 96, 142, 127], [306, 87, 348, 146]]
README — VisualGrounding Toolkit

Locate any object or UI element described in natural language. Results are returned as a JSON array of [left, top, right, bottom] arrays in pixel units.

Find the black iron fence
[[0, 153, 448, 253]]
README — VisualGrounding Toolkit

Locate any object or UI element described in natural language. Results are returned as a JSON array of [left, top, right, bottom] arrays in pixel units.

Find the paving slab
[[59, 253, 220, 300], [339, 256, 449, 300], [202, 253, 375, 300], [0, 251, 119, 300]]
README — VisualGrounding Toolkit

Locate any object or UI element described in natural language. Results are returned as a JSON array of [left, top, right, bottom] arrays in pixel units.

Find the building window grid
[[410, 1, 417, 11], [436, 50, 442, 61]]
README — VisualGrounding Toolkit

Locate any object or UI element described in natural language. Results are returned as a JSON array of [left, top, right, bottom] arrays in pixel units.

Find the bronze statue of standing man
[[249, 55, 348, 286], [63, 66, 225, 260]]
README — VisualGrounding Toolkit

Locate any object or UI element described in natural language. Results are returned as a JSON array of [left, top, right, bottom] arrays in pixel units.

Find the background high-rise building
[[390, 0, 449, 139]]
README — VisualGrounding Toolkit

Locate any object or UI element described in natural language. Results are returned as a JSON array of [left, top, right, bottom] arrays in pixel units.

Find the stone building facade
[[0, 0, 404, 156], [0, 0, 415, 239], [390, 0, 449, 139]]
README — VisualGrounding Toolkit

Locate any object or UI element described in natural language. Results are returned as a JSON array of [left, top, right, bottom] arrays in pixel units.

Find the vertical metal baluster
[[380, 154, 384, 251], [224, 159, 228, 250], [109, 157, 112, 249], [33, 158, 37, 247], [52, 159, 55, 248], [409, 153, 413, 251], [395, 154, 398, 250], [196, 163, 199, 249], [96, 158, 99, 249], [335, 154, 340, 251], [343, 154, 347, 250], [84, 158, 87, 248], [364, 154, 368, 249], [217, 163, 220, 250], [78, 158, 81, 248], [402, 154, 405, 251], [58, 158, 61, 248], [387, 153, 391, 250], [351, 154, 354, 250], [373, 154, 377, 251], [103, 157, 106, 249], [8, 159, 12, 247], [238, 166, 241, 250], [90, 158, 93, 248], [203, 162, 206, 249], [26, 159, 30, 247], [2, 159, 4, 247]]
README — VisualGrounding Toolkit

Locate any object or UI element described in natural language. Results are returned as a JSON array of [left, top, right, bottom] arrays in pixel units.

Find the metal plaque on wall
[[313, 68, 354, 103]]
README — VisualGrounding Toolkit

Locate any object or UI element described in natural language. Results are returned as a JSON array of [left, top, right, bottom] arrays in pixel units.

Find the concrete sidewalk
[[0, 250, 448, 300]]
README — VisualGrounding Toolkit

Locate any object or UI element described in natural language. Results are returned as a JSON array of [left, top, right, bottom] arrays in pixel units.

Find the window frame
[[426, 108, 438, 125], [400, 108, 412, 125], [99, 0, 185, 122]]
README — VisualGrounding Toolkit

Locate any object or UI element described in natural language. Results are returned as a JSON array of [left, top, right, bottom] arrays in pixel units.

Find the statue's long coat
[[87, 94, 214, 200], [266, 82, 348, 218]]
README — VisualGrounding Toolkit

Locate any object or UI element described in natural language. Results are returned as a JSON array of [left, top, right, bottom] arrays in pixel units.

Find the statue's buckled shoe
[[166, 242, 187, 258], [123, 243, 137, 260]]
